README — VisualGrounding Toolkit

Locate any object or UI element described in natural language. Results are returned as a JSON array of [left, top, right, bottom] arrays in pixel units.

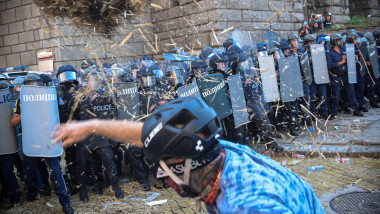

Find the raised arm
[[51, 119, 143, 148]]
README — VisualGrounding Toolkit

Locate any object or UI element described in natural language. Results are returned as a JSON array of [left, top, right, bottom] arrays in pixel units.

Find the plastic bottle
[[288, 160, 301, 166], [58, 97, 64, 105], [296, 154, 305, 159], [308, 165, 324, 171], [281, 160, 287, 165], [336, 158, 351, 163]]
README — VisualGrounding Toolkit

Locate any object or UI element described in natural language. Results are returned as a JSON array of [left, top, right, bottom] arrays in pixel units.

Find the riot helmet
[[279, 39, 291, 56], [209, 54, 229, 73], [23, 74, 43, 86], [140, 56, 154, 68], [363, 32, 375, 42], [39, 74, 54, 87], [142, 97, 222, 185], [137, 67, 156, 88], [225, 44, 242, 58], [374, 30, 380, 39], [191, 58, 208, 77], [303, 34, 315, 46], [81, 64, 105, 91], [346, 32, 358, 44], [288, 34, 300, 49], [167, 66, 185, 86], [268, 47, 284, 61], [199, 50, 213, 60], [57, 65, 78, 84], [346, 29, 356, 36], [154, 69, 166, 85], [80, 59, 95, 71], [107, 64, 126, 83], [257, 44, 268, 56], [330, 34, 343, 46], [223, 38, 234, 50], [13, 77, 24, 92], [0, 81, 11, 89]]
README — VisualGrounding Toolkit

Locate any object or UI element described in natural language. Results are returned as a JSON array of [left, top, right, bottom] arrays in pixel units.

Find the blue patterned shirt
[[210, 140, 325, 214]]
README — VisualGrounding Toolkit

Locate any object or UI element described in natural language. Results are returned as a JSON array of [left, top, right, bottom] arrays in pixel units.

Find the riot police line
[[0, 28, 380, 212]]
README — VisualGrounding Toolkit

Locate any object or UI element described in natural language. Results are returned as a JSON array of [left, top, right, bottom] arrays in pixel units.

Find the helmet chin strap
[[159, 158, 192, 186]]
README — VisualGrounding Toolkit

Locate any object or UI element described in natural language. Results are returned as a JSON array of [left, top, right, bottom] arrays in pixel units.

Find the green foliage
[[327, 15, 377, 31]]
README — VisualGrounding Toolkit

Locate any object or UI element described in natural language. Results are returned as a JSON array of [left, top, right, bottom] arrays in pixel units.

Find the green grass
[[326, 15, 378, 31]]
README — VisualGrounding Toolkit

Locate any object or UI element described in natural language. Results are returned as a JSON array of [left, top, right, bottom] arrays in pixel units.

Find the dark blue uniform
[[327, 46, 360, 115]]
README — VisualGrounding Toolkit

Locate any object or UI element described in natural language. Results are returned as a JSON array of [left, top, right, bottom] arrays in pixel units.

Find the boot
[[343, 107, 352, 114], [359, 105, 368, 112], [112, 183, 125, 198], [353, 109, 365, 117], [289, 124, 299, 136], [269, 142, 284, 152], [92, 182, 103, 195], [79, 186, 89, 202], [139, 179, 151, 191], [370, 102, 380, 108], [62, 205, 74, 214]]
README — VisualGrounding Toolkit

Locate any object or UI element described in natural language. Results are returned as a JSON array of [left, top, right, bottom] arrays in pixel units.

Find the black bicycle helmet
[[142, 97, 222, 163]]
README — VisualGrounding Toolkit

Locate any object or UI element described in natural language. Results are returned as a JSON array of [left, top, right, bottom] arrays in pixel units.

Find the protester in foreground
[[52, 97, 325, 214]]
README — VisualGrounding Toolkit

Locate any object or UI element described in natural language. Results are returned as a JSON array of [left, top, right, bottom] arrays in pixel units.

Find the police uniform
[[13, 98, 71, 207]]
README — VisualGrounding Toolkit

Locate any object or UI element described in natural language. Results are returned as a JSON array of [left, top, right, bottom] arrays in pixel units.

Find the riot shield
[[163, 53, 197, 61], [346, 43, 357, 83], [258, 55, 280, 102], [176, 81, 201, 98], [232, 30, 256, 59], [300, 52, 313, 85], [226, 75, 250, 127], [114, 82, 140, 121], [197, 73, 232, 119], [20, 86, 63, 157], [368, 42, 380, 78], [264, 31, 281, 51], [310, 44, 330, 84], [278, 57, 304, 102], [0, 88, 19, 155], [358, 42, 368, 76]]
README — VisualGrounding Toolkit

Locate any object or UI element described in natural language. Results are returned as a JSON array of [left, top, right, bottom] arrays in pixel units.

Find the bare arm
[[51, 119, 143, 148], [10, 113, 21, 127]]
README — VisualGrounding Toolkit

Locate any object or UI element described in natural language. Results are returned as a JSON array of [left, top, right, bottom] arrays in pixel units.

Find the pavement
[[269, 108, 380, 158]]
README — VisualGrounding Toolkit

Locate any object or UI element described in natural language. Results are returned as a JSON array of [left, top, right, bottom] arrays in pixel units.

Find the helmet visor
[[58, 71, 77, 83]]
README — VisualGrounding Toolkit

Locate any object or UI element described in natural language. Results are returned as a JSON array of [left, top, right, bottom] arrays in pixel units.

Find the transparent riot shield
[[346, 43, 357, 83], [176, 81, 201, 98], [258, 55, 280, 102], [278, 57, 304, 102], [21, 86, 63, 157], [310, 44, 330, 84], [368, 42, 380, 78], [226, 75, 250, 127], [197, 73, 232, 119], [0, 88, 19, 155], [264, 31, 281, 51], [300, 52, 313, 85], [232, 30, 257, 59], [113, 82, 140, 121], [358, 42, 368, 76]]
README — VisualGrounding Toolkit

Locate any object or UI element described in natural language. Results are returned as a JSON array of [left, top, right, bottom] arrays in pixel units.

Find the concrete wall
[[307, 0, 351, 25]]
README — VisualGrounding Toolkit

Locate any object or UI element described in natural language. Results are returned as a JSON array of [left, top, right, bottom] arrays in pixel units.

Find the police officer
[[363, 32, 380, 108], [56, 65, 80, 195], [327, 34, 364, 118], [191, 58, 209, 78], [69, 66, 124, 201], [0, 81, 21, 208], [10, 74, 74, 214], [304, 34, 330, 119]]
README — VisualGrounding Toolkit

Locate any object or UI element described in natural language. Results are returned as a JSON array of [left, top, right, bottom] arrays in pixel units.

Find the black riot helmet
[[269, 47, 284, 61], [137, 66, 156, 88], [0, 81, 11, 89], [142, 96, 222, 164], [191, 58, 209, 77], [225, 44, 242, 58], [23, 74, 43, 86], [223, 38, 234, 50], [279, 38, 291, 50], [330, 34, 343, 46], [209, 53, 229, 72], [166, 66, 185, 86], [57, 65, 78, 84], [229, 53, 247, 71], [346, 33, 358, 44], [257, 44, 268, 56], [303, 34, 315, 45], [39, 74, 54, 87], [374, 30, 380, 39]]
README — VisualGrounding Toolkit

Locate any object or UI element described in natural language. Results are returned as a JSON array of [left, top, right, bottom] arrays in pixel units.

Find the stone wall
[[151, 0, 305, 57], [349, 0, 380, 24], [0, 0, 153, 73], [307, 0, 350, 25]]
